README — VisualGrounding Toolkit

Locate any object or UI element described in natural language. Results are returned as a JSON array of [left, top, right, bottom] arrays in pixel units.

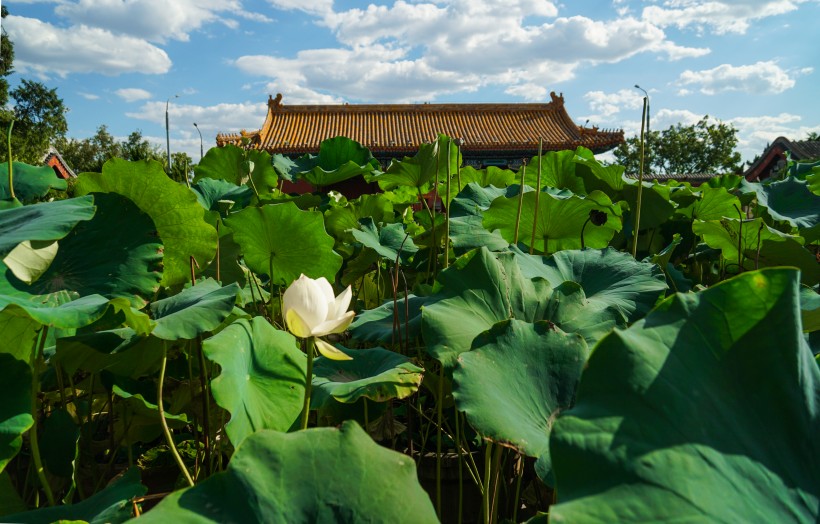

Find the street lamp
[[165, 94, 179, 172], [193, 122, 203, 160]]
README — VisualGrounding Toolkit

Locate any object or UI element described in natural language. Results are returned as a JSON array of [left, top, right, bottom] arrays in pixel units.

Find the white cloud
[[4, 15, 171, 76], [115, 88, 153, 102], [728, 112, 820, 161], [678, 61, 802, 95], [642, 0, 810, 34], [78, 92, 100, 100], [584, 88, 646, 119], [54, 0, 266, 43], [505, 83, 549, 101], [267, 0, 334, 16]]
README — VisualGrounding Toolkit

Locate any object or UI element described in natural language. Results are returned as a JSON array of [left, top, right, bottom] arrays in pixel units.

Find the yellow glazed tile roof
[[217, 92, 624, 156]]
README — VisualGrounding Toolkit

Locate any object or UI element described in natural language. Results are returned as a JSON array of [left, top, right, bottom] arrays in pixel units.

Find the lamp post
[[165, 94, 179, 173], [193, 122, 203, 161]]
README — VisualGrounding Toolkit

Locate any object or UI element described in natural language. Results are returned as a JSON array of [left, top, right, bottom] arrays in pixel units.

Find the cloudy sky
[[3, 0, 819, 166]]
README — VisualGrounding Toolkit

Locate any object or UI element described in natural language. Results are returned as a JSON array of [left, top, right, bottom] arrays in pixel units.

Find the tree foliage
[[613, 116, 743, 176]]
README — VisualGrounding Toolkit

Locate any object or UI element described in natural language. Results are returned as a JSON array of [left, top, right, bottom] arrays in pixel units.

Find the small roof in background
[[42, 147, 77, 180]]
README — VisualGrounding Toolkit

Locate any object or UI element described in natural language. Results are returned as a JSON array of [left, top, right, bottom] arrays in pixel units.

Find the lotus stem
[[456, 140, 462, 193], [490, 444, 503, 524], [580, 216, 591, 250], [300, 337, 316, 430], [419, 188, 436, 279], [6, 120, 14, 200], [735, 205, 744, 271], [755, 222, 764, 269], [456, 406, 464, 524], [513, 160, 527, 245], [196, 338, 212, 477], [435, 364, 444, 519], [530, 140, 543, 254], [30, 327, 55, 507], [483, 441, 493, 524], [631, 95, 648, 258], [511, 453, 524, 523], [444, 138, 451, 268], [158, 341, 195, 487], [215, 220, 221, 282]]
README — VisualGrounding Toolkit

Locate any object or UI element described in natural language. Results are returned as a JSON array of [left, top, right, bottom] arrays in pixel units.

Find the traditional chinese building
[[743, 136, 820, 181], [216, 92, 624, 169]]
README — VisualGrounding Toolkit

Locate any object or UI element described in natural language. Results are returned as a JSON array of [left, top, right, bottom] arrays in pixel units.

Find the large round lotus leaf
[[0, 294, 139, 331], [149, 279, 240, 340], [0, 195, 95, 257], [0, 162, 67, 203], [190, 178, 253, 214], [311, 345, 424, 407], [510, 246, 667, 322], [0, 353, 33, 475], [0, 193, 163, 307], [421, 248, 551, 368], [193, 144, 279, 195], [369, 134, 460, 190], [449, 183, 522, 253], [294, 136, 381, 187], [693, 217, 820, 286], [202, 317, 306, 447], [76, 158, 217, 287], [224, 202, 341, 286], [453, 320, 588, 484], [134, 421, 437, 524], [550, 268, 820, 523], [520, 149, 586, 194], [324, 193, 394, 247], [742, 177, 820, 241], [7, 466, 145, 524], [483, 189, 622, 253], [688, 186, 742, 221], [351, 217, 418, 263], [55, 327, 164, 378], [349, 294, 431, 345]]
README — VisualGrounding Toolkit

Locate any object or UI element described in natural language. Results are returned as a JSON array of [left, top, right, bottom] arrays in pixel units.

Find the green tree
[[1, 6, 15, 109], [613, 116, 742, 176], [120, 130, 164, 162], [55, 125, 122, 173], [170, 151, 194, 184], [0, 79, 68, 164]]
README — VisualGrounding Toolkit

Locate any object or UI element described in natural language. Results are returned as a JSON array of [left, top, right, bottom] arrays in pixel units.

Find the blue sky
[[3, 0, 819, 167]]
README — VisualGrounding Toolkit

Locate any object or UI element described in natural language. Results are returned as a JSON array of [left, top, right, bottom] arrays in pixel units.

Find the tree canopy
[[613, 117, 743, 176]]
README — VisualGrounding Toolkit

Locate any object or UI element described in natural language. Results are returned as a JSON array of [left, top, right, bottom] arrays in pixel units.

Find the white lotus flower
[[282, 274, 354, 360]]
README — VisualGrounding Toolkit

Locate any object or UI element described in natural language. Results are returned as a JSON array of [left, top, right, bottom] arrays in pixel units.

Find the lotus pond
[[0, 135, 818, 523]]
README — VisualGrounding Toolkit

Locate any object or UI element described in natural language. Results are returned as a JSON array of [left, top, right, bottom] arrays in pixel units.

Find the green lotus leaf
[[704, 173, 743, 190], [6, 467, 146, 524], [453, 320, 588, 484], [693, 217, 820, 286], [202, 317, 306, 447], [311, 345, 424, 407], [0, 193, 163, 307], [369, 134, 460, 190], [743, 177, 820, 242], [193, 144, 279, 194], [271, 153, 298, 183], [324, 193, 394, 246], [225, 202, 340, 286], [76, 158, 217, 287], [349, 294, 432, 345], [0, 162, 67, 203], [150, 279, 240, 340], [55, 328, 164, 378], [3, 239, 59, 285], [0, 312, 38, 363], [190, 178, 253, 214], [574, 156, 676, 230], [483, 189, 622, 253], [294, 136, 381, 187], [0, 195, 95, 257], [510, 246, 667, 322], [522, 149, 586, 194], [0, 471, 26, 515], [39, 407, 79, 478], [801, 285, 820, 333], [351, 217, 418, 263], [0, 294, 141, 331], [134, 421, 437, 523], [550, 268, 820, 523], [0, 353, 33, 475], [449, 183, 522, 253], [689, 186, 743, 221]]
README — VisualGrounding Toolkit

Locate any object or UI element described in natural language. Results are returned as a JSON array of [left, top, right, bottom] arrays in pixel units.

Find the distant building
[[743, 136, 820, 181], [216, 92, 624, 169], [42, 147, 76, 179]]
